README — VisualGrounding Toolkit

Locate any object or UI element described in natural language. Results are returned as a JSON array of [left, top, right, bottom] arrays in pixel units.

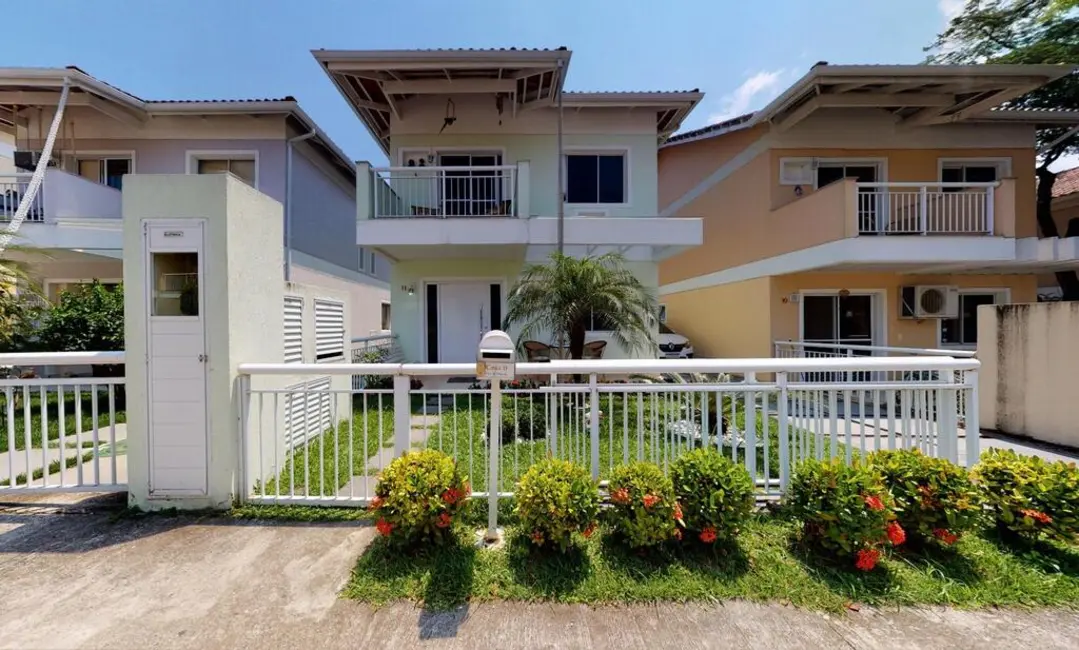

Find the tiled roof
[[1052, 166, 1079, 197], [147, 97, 297, 104], [564, 89, 701, 95], [664, 112, 755, 144]]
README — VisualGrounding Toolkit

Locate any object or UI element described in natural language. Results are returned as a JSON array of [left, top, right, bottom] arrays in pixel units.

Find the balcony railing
[[0, 174, 44, 222], [372, 164, 521, 218], [856, 182, 996, 235], [0, 169, 122, 223]]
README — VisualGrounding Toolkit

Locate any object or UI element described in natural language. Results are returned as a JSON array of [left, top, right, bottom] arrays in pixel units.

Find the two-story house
[[658, 63, 1079, 358], [0, 66, 391, 334], [314, 48, 704, 361]]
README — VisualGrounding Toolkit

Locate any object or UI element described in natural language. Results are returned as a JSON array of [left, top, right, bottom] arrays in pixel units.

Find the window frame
[[68, 150, 136, 188], [563, 149, 630, 207], [380, 302, 392, 331], [937, 288, 1010, 348], [937, 157, 1011, 188], [186, 149, 260, 189]]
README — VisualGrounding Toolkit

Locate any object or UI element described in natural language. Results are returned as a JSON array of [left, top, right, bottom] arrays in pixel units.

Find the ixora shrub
[[788, 458, 904, 571], [607, 462, 680, 548], [870, 448, 983, 547], [972, 449, 1079, 543], [669, 449, 755, 544], [515, 458, 600, 551], [368, 449, 470, 546]]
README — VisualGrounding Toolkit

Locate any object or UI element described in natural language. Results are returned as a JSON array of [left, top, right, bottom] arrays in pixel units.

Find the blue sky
[[8, 0, 961, 164]]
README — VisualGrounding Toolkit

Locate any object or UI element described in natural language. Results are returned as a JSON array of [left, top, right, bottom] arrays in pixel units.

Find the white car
[[658, 323, 694, 359]]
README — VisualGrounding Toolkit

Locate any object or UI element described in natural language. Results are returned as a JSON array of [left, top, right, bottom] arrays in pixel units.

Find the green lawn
[[0, 387, 125, 453], [343, 513, 1079, 612], [262, 405, 395, 497]]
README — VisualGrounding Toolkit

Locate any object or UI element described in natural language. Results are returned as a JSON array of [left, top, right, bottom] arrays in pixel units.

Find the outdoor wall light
[[401, 284, 415, 296]]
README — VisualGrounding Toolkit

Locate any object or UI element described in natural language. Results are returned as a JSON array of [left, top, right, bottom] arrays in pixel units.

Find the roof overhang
[[313, 48, 573, 155], [753, 64, 1077, 132], [665, 64, 1078, 148], [563, 91, 704, 139], [0, 67, 149, 131]]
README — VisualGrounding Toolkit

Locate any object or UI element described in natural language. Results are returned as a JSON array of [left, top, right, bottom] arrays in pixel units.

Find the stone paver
[[336, 414, 440, 497], [1, 494, 1078, 650]]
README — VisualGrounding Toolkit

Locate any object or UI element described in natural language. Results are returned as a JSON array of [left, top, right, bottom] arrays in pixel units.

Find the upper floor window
[[77, 156, 131, 190], [188, 151, 258, 188], [940, 160, 1002, 193], [566, 152, 626, 204]]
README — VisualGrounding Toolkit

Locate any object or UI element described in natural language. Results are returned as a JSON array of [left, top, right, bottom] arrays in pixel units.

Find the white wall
[[123, 173, 285, 510], [290, 251, 389, 337], [978, 301, 1079, 448], [289, 144, 360, 272]]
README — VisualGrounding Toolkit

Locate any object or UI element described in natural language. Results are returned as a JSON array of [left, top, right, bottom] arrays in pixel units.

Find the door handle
[[198, 354, 208, 363]]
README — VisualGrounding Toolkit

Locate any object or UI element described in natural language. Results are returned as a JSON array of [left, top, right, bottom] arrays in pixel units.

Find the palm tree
[[0, 245, 46, 353], [503, 252, 657, 360]]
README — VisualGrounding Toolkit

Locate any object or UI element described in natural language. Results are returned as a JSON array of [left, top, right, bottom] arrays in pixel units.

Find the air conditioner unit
[[13, 150, 54, 171], [900, 285, 959, 319]]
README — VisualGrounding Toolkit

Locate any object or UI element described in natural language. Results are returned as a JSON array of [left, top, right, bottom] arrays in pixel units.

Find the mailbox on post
[[477, 330, 515, 543], [476, 330, 516, 381]]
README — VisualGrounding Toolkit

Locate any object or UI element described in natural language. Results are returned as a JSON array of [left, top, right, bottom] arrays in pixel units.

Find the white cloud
[[707, 69, 790, 124], [939, 0, 965, 21], [1049, 152, 1079, 173]]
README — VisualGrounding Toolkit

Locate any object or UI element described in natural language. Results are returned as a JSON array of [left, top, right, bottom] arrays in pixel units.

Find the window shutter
[[284, 296, 304, 364], [314, 298, 346, 362], [284, 377, 333, 449]]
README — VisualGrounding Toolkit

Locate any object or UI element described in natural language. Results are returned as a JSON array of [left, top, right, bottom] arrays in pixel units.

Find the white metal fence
[[371, 166, 519, 218], [0, 352, 127, 494], [856, 182, 995, 235], [0, 174, 44, 222], [238, 356, 979, 510]]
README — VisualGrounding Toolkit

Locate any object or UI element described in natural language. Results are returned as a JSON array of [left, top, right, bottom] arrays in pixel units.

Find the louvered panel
[[283, 377, 333, 449], [284, 295, 304, 364], [314, 298, 345, 362]]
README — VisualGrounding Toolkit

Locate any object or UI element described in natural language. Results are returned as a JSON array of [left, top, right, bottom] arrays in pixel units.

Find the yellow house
[[658, 63, 1079, 359]]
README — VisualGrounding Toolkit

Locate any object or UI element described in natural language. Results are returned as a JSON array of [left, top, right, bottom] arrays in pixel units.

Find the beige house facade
[[658, 63, 1079, 358]]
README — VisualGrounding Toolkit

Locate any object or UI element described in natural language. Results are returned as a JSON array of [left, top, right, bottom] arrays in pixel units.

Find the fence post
[[393, 373, 411, 456], [237, 372, 250, 504], [548, 373, 558, 457], [777, 371, 790, 493], [745, 372, 757, 481], [589, 373, 600, 480], [986, 185, 995, 234], [486, 378, 502, 541], [965, 369, 980, 468], [941, 370, 958, 464]]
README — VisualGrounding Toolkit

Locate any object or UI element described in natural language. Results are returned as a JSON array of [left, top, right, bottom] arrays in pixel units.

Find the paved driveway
[[2, 492, 1079, 649]]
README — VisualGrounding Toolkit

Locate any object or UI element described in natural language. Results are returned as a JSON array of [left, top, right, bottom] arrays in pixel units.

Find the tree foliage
[[0, 251, 45, 353], [35, 281, 124, 352], [928, 0, 1079, 298], [502, 252, 656, 360]]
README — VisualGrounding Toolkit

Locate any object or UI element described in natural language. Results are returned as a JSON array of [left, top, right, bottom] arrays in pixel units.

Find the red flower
[[582, 523, 596, 539], [863, 494, 885, 512], [375, 518, 394, 536], [642, 494, 660, 509], [886, 522, 906, 546], [441, 489, 459, 505], [530, 530, 544, 545], [672, 528, 683, 541], [699, 527, 718, 544], [1020, 509, 1052, 524], [933, 528, 958, 545], [855, 548, 881, 571], [610, 488, 630, 505], [435, 512, 452, 528], [369, 496, 384, 511], [673, 502, 684, 521]]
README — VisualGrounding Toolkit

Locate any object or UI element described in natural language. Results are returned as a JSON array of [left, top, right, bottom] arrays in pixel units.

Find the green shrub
[[787, 458, 902, 571], [369, 449, 470, 546], [669, 448, 755, 544], [972, 449, 1079, 543], [607, 462, 679, 548], [515, 458, 599, 551], [870, 448, 983, 546], [492, 394, 547, 445]]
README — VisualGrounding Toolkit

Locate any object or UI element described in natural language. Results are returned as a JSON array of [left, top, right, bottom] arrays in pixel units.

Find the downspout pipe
[[284, 127, 318, 282]]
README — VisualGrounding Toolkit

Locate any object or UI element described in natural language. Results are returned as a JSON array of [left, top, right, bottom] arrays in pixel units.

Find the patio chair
[[523, 340, 553, 362], [582, 340, 607, 359]]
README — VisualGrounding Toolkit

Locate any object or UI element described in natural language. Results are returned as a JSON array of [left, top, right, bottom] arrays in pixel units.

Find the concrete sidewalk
[[1, 493, 1077, 650]]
